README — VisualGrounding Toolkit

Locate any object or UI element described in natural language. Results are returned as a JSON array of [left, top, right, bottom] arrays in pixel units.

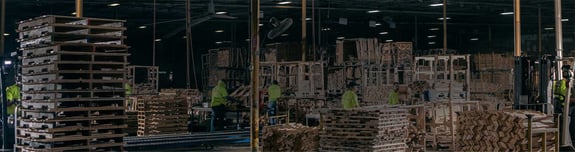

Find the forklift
[[514, 55, 575, 150]]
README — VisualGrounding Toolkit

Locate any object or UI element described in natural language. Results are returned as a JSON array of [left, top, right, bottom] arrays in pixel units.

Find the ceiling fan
[[191, 0, 238, 26]]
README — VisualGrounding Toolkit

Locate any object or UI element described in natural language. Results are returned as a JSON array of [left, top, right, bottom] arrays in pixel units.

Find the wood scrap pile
[[458, 110, 557, 151], [262, 123, 319, 152], [320, 106, 408, 152]]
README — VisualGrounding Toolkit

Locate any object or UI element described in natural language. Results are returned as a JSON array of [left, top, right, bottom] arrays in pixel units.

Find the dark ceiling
[[3, 0, 575, 88]]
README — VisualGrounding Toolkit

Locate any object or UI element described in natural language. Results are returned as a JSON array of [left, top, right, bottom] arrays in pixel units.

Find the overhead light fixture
[[182, 36, 187, 39], [379, 32, 388, 35], [429, 28, 440, 31], [385, 40, 393, 42], [4, 60, 12, 65], [108, 3, 120, 7], [438, 17, 451, 20], [322, 28, 331, 31], [427, 35, 436, 38], [259, 24, 263, 27], [138, 26, 147, 29], [155, 39, 162, 42], [215, 30, 224, 33], [277, 1, 292, 5], [71, 12, 77, 15], [500, 12, 514, 15], [375, 23, 381, 26], [429, 3, 444, 7], [428, 42, 436, 45], [281, 34, 289, 36], [215, 41, 223, 44], [245, 39, 251, 41], [367, 10, 380, 13], [2, 33, 9, 36], [215, 12, 227, 15], [562, 19, 569, 22], [544, 27, 554, 30], [470, 38, 479, 41], [337, 37, 345, 40], [306, 18, 312, 21]]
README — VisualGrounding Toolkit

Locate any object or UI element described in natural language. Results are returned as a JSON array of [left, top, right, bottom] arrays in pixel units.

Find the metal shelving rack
[[15, 15, 128, 151]]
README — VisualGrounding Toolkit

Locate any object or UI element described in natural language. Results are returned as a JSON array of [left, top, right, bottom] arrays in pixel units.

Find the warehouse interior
[[2, 0, 575, 151]]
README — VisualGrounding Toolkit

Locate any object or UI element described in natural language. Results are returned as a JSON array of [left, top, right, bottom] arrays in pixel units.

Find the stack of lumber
[[458, 110, 557, 151], [362, 86, 393, 105], [320, 106, 408, 152], [262, 123, 319, 152], [393, 42, 413, 66], [161, 89, 202, 111], [137, 95, 189, 136], [473, 53, 513, 71]]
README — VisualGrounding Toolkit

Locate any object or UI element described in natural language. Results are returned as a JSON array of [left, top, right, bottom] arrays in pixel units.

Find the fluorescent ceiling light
[[470, 38, 479, 41], [367, 10, 380, 13], [322, 28, 331, 31], [427, 35, 436, 38], [259, 24, 263, 27], [182, 36, 187, 39], [2, 33, 9, 36], [429, 28, 440, 31], [438, 17, 451, 20], [500, 12, 514, 15], [108, 3, 120, 7], [379, 32, 388, 35], [375, 23, 381, 26], [429, 3, 443, 7], [337, 37, 345, 40], [277, 1, 292, 5], [306, 18, 312, 21], [428, 42, 436, 45], [215, 41, 223, 44], [71, 12, 77, 15], [4, 60, 12, 65], [562, 19, 569, 22], [138, 26, 147, 29], [215, 30, 224, 33], [386, 40, 393, 42], [544, 27, 554, 30], [215, 12, 227, 15], [155, 39, 162, 42], [281, 34, 289, 36]]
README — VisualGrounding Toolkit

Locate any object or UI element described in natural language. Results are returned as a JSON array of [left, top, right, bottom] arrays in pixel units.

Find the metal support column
[[301, 0, 307, 61], [513, 0, 522, 109], [555, 0, 563, 79], [0, 0, 7, 150], [442, 0, 447, 55], [75, 0, 83, 17], [249, 0, 260, 151]]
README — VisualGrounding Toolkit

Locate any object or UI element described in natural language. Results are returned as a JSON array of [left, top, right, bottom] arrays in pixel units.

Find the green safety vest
[[341, 90, 359, 109], [268, 84, 281, 102], [388, 90, 399, 105], [211, 80, 229, 107]]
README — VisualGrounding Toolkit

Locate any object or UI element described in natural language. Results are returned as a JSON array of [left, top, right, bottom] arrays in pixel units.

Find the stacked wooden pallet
[[320, 106, 408, 152], [262, 123, 319, 152], [137, 95, 189, 136], [457, 110, 557, 151], [473, 53, 514, 71], [394, 42, 413, 67]]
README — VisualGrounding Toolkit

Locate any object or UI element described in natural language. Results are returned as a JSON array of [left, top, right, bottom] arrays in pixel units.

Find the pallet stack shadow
[[458, 110, 557, 151], [320, 106, 408, 151], [136, 95, 189, 136], [16, 15, 128, 151]]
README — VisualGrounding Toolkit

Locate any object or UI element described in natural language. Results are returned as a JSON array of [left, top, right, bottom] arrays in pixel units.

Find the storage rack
[[16, 15, 128, 152]]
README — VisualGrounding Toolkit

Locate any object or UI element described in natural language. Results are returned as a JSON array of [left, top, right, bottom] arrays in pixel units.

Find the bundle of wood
[[362, 86, 393, 105], [136, 95, 189, 136], [458, 110, 557, 151], [320, 106, 408, 152], [262, 123, 320, 152]]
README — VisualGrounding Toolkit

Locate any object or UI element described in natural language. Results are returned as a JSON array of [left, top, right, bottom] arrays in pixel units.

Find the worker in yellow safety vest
[[5, 83, 20, 115], [211, 80, 230, 130], [388, 82, 400, 105], [267, 80, 281, 125], [554, 65, 575, 146], [342, 82, 360, 109]]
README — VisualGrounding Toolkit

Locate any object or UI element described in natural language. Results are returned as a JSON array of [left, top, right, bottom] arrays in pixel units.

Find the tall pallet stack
[[458, 110, 557, 151], [470, 53, 513, 102], [16, 15, 128, 151], [136, 95, 189, 136], [201, 48, 249, 91], [320, 106, 408, 151]]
